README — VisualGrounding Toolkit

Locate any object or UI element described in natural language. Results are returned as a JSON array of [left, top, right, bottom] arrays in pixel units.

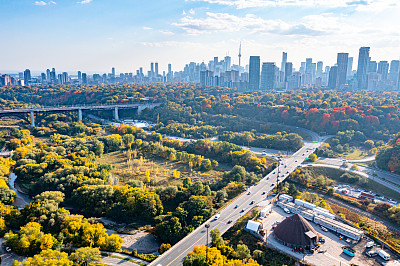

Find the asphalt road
[[150, 139, 323, 266]]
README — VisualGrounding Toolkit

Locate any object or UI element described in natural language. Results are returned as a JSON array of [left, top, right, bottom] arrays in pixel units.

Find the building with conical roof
[[273, 214, 319, 250]]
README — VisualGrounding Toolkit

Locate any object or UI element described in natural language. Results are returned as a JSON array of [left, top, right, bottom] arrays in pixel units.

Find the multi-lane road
[[150, 139, 323, 266]]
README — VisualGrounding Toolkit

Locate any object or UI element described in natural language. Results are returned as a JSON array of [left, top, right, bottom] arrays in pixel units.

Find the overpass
[[0, 102, 161, 127]]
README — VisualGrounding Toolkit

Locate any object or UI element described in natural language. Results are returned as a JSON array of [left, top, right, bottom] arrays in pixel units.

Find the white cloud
[[189, 8, 195, 15], [142, 26, 153, 30], [140, 41, 203, 48], [78, 0, 92, 4], [160, 30, 175, 35], [34, 1, 56, 6], [172, 12, 328, 36], [187, 0, 398, 9]]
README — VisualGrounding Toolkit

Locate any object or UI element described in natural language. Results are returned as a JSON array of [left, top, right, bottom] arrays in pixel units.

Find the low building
[[273, 214, 319, 250], [245, 220, 262, 234], [314, 215, 364, 241]]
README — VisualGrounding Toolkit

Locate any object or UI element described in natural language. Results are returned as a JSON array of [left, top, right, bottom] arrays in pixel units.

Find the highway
[[150, 139, 323, 266]]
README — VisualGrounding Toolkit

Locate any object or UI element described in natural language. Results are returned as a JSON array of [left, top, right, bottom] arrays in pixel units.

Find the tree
[[235, 244, 251, 260], [308, 153, 317, 162], [159, 243, 171, 254], [20, 249, 72, 266], [0, 186, 16, 204], [327, 187, 335, 196], [122, 134, 135, 148], [210, 229, 224, 248], [69, 247, 102, 265]]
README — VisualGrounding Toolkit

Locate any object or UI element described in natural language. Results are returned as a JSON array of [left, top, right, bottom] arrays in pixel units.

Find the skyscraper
[[377, 61, 389, 80], [316, 61, 323, 78], [248, 56, 260, 91], [347, 57, 353, 78], [336, 53, 349, 88], [213, 57, 218, 72], [260, 62, 276, 90], [328, 66, 338, 90], [23, 69, 31, 85], [112, 67, 115, 77], [46, 69, 51, 82], [224, 56, 231, 71], [150, 63, 154, 77], [281, 52, 287, 74], [78, 71, 82, 81], [356, 47, 370, 90], [305, 58, 313, 74], [284, 62, 293, 83], [155, 62, 159, 76]]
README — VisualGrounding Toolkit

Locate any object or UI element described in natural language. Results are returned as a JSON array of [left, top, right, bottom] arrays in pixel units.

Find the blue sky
[[1, 0, 400, 74]]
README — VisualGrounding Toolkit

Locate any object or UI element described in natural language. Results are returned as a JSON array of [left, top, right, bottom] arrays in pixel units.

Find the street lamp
[[205, 224, 210, 262]]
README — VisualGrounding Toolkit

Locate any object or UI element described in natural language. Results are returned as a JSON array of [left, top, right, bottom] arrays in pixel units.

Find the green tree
[[69, 247, 102, 265]]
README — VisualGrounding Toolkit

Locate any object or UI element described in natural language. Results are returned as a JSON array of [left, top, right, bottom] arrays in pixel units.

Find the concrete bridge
[[0, 102, 161, 127]]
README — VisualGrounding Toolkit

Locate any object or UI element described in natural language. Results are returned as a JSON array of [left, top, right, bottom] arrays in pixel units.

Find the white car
[[321, 226, 328, 232], [214, 214, 220, 220]]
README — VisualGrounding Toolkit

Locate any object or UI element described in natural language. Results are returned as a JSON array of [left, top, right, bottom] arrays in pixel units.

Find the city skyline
[[2, 0, 400, 72]]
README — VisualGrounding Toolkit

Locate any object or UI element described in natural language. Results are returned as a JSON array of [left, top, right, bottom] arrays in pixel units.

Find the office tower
[[356, 47, 370, 90], [305, 58, 313, 75], [347, 57, 353, 78], [281, 52, 287, 73], [78, 71, 82, 81], [300, 62, 306, 74], [248, 56, 261, 91], [150, 63, 154, 77], [238, 42, 242, 67], [155, 62, 159, 76], [377, 61, 389, 80], [260, 62, 276, 90], [213, 57, 218, 72], [284, 62, 293, 83], [328, 66, 338, 89], [112, 67, 115, 77], [368, 61, 377, 73], [82, 73, 87, 84], [46, 69, 51, 82], [41, 73, 46, 82], [168, 64, 172, 74], [23, 69, 31, 85], [224, 56, 231, 71], [139, 67, 143, 76], [316, 61, 323, 78], [50, 68, 56, 83], [336, 53, 349, 88], [390, 60, 400, 74]]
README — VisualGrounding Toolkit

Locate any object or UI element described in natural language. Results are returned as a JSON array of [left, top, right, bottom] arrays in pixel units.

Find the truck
[[378, 250, 390, 261]]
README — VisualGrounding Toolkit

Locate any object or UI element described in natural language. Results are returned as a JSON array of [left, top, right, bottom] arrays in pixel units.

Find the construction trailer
[[314, 215, 364, 241]]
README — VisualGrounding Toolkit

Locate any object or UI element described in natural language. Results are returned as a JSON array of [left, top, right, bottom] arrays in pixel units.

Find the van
[[214, 214, 221, 220], [378, 250, 390, 261]]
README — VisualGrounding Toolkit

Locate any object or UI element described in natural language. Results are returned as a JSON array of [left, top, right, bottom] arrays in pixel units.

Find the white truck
[[378, 250, 390, 261]]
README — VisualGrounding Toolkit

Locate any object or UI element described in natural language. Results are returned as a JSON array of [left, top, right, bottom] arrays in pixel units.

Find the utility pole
[[205, 224, 210, 262]]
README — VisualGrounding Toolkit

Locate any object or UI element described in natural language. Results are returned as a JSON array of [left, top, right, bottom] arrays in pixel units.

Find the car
[[227, 220, 232, 224], [214, 214, 221, 220], [321, 226, 328, 232], [5, 246, 11, 252], [262, 152, 267, 155], [277, 179, 280, 182], [240, 209, 244, 213], [366, 241, 374, 248], [284, 208, 290, 214], [366, 250, 378, 257], [319, 238, 325, 243], [250, 201, 254, 205], [271, 183, 275, 186], [234, 205, 239, 209], [286, 171, 289, 174], [295, 160, 298, 162], [262, 191, 266, 195], [247, 191, 251, 195], [273, 172, 276, 174], [266, 177, 270, 180]]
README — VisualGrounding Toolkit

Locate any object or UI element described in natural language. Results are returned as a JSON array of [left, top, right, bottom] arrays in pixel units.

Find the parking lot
[[260, 206, 398, 266]]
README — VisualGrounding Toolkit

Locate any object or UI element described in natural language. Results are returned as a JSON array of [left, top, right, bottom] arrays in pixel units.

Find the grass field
[[337, 146, 371, 160], [97, 150, 227, 187]]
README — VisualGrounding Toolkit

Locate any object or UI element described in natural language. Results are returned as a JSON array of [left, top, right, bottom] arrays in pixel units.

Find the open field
[[97, 150, 227, 186]]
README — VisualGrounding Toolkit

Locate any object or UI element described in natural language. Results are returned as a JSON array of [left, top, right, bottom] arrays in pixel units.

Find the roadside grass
[[100, 253, 146, 266]]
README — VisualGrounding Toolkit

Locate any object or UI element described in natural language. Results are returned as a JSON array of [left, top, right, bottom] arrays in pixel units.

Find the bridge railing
[[0, 102, 162, 111]]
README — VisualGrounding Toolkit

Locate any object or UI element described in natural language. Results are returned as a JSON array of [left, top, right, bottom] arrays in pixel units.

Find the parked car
[[366, 250, 378, 257]]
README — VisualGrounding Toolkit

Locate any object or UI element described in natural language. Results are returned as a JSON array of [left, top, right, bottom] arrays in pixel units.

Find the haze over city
[[1, 0, 400, 72]]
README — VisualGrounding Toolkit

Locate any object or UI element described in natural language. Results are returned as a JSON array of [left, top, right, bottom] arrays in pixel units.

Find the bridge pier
[[114, 107, 119, 121], [137, 104, 147, 115], [30, 111, 35, 128], [78, 109, 82, 121]]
